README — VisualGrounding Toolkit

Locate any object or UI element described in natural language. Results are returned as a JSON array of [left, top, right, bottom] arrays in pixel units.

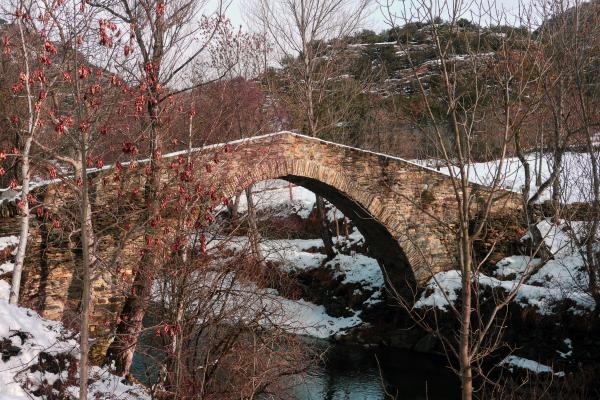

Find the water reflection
[[293, 343, 460, 400]]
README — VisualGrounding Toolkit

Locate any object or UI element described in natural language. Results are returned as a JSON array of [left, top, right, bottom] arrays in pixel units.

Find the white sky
[[215, 0, 529, 32]]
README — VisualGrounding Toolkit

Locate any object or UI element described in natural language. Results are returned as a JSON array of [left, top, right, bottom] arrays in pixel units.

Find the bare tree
[[377, 1, 560, 398], [251, 0, 372, 260], [538, 0, 600, 317], [1, 1, 125, 396], [83, 0, 241, 377], [4, 1, 44, 305]]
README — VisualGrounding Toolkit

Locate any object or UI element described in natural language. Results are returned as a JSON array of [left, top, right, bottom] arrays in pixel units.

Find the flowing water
[[292, 342, 460, 400]]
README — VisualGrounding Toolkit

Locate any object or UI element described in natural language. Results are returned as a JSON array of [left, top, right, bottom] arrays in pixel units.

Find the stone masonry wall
[[1, 131, 520, 348]]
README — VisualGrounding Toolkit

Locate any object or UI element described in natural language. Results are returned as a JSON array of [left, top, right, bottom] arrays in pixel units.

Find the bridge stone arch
[[204, 131, 515, 287], [6, 131, 518, 344]]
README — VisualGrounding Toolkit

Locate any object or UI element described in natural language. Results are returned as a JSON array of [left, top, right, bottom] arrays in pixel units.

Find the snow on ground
[[234, 179, 355, 222], [0, 280, 9, 300], [500, 355, 564, 377], [181, 270, 365, 339], [0, 299, 78, 398], [221, 233, 382, 295], [0, 262, 14, 274], [0, 236, 19, 252], [557, 338, 573, 359], [495, 256, 542, 278], [219, 236, 327, 269], [416, 264, 593, 315], [429, 152, 596, 204], [0, 298, 150, 400], [237, 179, 316, 218], [413, 270, 462, 311], [326, 253, 384, 291], [0, 234, 149, 400], [416, 219, 595, 315], [333, 227, 365, 251], [267, 297, 364, 339], [534, 219, 579, 258], [210, 225, 384, 338], [0, 190, 19, 206]]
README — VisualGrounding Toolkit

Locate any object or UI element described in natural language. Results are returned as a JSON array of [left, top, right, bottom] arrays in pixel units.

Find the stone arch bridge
[[1, 131, 518, 340]]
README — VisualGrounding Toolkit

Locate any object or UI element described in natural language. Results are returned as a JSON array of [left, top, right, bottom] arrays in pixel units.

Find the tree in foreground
[[251, 0, 372, 260]]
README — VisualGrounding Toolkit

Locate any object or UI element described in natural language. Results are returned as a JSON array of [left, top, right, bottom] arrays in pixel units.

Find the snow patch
[[500, 355, 564, 377], [495, 256, 542, 279], [414, 270, 461, 311], [237, 179, 316, 219], [0, 280, 9, 301], [0, 236, 19, 252], [431, 151, 599, 204], [0, 262, 15, 274], [0, 299, 150, 400]]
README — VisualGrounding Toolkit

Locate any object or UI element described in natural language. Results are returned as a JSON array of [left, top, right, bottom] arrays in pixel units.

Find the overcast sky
[[215, 0, 529, 32]]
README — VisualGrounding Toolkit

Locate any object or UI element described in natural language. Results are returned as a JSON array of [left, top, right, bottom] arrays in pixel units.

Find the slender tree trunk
[[536, 129, 543, 187], [9, 138, 32, 305], [9, 169, 30, 304], [79, 150, 92, 400], [108, 101, 162, 377], [459, 232, 473, 400], [9, 16, 35, 305], [514, 128, 532, 224], [70, 162, 97, 400], [230, 193, 241, 224], [316, 195, 335, 259], [246, 185, 262, 261], [457, 158, 473, 400], [344, 219, 350, 241], [552, 81, 564, 224], [334, 210, 340, 241], [552, 166, 561, 223]]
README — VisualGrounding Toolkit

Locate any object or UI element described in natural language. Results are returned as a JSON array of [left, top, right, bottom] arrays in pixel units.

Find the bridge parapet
[[1, 131, 521, 349]]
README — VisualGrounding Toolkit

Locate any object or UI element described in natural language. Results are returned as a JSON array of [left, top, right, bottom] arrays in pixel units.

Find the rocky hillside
[[269, 21, 531, 159]]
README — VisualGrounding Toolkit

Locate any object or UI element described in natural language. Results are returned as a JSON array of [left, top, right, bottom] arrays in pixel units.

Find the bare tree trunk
[[514, 128, 532, 224], [334, 209, 340, 241], [551, 81, 564, 224], [246, 185, 262, 261], [9, 15, 35, 305], [316, 195, 335, 259], [108, 100, 162, 377], [536, 128, 543, 187], [459, 227, 473, 400], [230, 193, 241, 224], [344, 219, 350, 241], [78, 153, 92, 400], [584, 133, 600, 319]]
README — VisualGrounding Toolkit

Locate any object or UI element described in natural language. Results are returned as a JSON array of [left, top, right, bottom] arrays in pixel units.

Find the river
[[133, 337, 460, 399], [291, 341, 460, 400]]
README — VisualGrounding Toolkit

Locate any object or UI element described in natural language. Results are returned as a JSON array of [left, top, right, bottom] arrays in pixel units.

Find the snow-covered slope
[[415, 218, 595, 316], [0, 236, 149, 400], [429, 151, 597, 204], [0, 299, 150, 400], [210, 234, 384, 339]]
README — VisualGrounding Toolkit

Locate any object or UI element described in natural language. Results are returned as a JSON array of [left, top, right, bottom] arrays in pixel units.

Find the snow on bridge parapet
[[4, 129, 521, 343], [162, 130, 520, 285], [1, 130, 517, 201], [169, 130, 520, 194]]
